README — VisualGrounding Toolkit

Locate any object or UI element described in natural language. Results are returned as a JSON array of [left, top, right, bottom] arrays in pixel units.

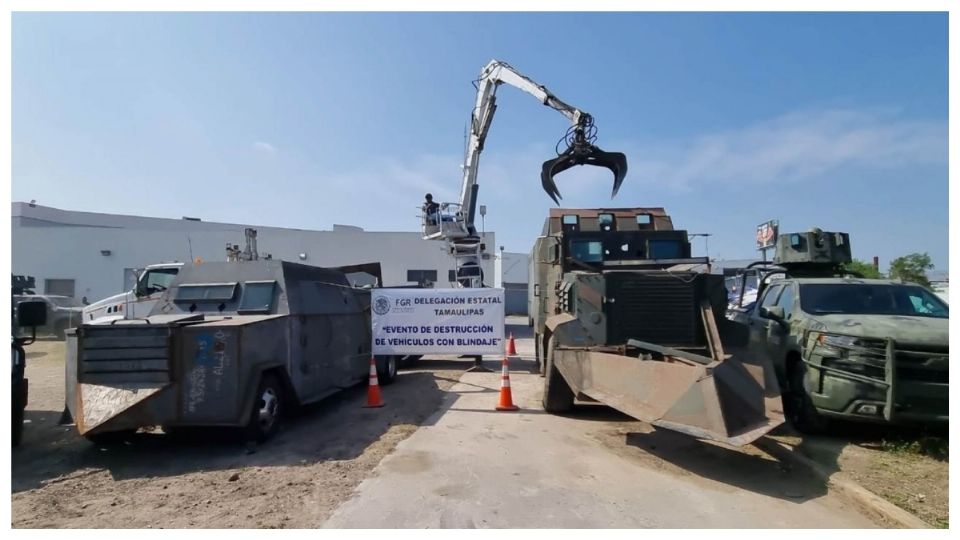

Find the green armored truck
[[529, 208, 784, 446], [728, 229, 949, 432]]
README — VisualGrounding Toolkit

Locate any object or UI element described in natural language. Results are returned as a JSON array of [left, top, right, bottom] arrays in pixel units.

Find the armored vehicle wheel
[[786, 364, 829, 434], [376, 355, 398, 385], [246, 374, 283, 442], [542, 337, 574, 413]]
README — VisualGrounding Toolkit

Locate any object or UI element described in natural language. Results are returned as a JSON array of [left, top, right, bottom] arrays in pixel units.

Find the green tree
[[888, 253, 934, 288], [843, 259, 884, 279]]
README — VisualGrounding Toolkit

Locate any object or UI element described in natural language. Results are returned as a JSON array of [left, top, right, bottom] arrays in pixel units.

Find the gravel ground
[[12, 340, 466, 528]]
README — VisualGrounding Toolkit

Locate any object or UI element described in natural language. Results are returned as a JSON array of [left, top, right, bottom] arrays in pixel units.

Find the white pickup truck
[[82, 263, 184, 324]]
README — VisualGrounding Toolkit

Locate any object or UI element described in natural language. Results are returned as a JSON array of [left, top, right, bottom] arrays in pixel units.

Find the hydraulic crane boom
[[422, 59, 628, 288]]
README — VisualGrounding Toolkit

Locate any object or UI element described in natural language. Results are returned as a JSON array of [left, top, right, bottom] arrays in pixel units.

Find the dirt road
[[12, 318, 936, 528], [12, 340, 467, 528]]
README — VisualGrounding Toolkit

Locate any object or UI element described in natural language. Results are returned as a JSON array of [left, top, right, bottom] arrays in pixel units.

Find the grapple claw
[[540, 143, 628, 205]]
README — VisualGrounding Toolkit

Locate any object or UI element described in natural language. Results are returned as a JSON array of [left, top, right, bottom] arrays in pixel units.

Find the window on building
[[45, 279, 75, 297], [448, 270, 457, 283], [636, 214, 652, 226], [407, 270, 438, 284]]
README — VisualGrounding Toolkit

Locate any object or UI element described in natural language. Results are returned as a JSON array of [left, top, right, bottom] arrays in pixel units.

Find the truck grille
[[79, 326, 172, 384], [603, 273, 700, 347]]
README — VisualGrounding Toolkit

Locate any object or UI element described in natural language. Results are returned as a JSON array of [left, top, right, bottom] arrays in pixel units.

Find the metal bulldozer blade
[[555, 345, 784, 446], [540, 144, 628, 204]]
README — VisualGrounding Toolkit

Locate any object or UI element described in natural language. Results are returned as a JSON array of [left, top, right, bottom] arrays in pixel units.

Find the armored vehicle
[[12, 275, 47, 446], [529, 208, 784, 446], [728, 229, 949, 432], [64, 259, 396, 442]]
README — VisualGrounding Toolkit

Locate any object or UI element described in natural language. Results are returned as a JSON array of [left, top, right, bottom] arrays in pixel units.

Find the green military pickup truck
[[729, 230, 949, 433]]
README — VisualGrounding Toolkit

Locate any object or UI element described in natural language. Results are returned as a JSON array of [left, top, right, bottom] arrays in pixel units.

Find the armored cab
[[530, 208, 783, 446], [64, 260, 393, 442]]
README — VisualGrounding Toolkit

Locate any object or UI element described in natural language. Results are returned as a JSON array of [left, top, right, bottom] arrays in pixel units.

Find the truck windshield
[[569, 240, 603, 263], [800, 284, 948, 318], [143, 268, 179, 294]]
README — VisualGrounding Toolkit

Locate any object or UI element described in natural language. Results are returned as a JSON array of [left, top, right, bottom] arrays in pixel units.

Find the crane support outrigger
[[422, 60, 628, 288]]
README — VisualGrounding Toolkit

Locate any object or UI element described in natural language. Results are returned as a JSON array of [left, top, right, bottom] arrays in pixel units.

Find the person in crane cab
[[423, 193, 440, 225]]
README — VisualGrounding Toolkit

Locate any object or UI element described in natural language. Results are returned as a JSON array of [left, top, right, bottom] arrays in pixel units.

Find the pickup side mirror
[[761, 305, 786, 322], [17, 300, 47, 327]]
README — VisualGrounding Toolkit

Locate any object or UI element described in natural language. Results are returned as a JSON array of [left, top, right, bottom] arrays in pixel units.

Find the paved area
[[323, 320, 878, 528]]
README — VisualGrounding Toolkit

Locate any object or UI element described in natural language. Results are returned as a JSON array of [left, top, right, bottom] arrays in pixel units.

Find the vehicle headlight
[[819, 334, 860, 348]]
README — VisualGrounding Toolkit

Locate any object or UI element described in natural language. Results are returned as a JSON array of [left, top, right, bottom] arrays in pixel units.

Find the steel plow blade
[[554, 349, 784, 446], [540, 144, 628, 205]]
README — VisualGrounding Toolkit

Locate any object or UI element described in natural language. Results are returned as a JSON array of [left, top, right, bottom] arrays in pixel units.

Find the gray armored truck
[[728, 230, 948, 432], [529, 208, 784, 446], [65, 260, 396, 442]]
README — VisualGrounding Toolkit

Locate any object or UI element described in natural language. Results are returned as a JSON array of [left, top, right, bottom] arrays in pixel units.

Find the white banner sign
[[371, 288, 505, 355]]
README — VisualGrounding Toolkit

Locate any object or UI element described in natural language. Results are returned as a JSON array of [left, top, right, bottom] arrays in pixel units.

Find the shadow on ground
[[625, 427, 829, 504], [12, 367, 462, 493]]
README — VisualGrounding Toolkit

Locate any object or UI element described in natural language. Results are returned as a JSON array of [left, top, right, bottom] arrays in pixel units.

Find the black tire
[[245, 374, 283, 442], [542, 337, 574, 413], [785, 363, 829, 434], [376, 355, 398, 386]]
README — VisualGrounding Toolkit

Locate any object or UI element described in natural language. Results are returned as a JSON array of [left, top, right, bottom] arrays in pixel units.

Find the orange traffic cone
[[495, 357, 519, 411], [363, 357, 385, 408], [506, 333, 517, 356]]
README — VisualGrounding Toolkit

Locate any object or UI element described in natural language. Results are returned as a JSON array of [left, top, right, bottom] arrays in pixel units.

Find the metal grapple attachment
[[540, 122, 628, 205]]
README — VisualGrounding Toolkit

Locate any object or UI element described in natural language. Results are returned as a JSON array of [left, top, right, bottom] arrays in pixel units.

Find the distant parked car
[[13, 294, 83, 339]]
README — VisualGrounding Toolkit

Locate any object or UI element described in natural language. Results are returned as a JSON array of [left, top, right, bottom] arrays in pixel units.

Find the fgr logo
[[373, 296, 391, 316]]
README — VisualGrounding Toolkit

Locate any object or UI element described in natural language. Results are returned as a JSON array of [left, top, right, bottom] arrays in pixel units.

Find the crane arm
[[456, 60, 627, 233]]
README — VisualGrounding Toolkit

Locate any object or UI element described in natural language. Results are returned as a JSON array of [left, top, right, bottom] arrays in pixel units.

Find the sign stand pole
[[465, 354, 493, 373]]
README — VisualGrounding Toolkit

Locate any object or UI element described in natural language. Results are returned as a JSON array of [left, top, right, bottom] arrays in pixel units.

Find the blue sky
[[12, 12, 948, 271]]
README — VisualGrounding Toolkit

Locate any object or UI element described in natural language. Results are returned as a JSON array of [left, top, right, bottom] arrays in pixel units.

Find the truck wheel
[[376, 356, 398, 386], [786, 364, 829, 434], [542, 337, 574, 413], [246, 374, 283, 442]]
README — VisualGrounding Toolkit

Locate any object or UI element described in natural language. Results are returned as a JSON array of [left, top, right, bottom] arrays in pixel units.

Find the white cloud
[[305, 107, 946, 228], [253, 141, 277, 156], [621, 108, 947, 191]]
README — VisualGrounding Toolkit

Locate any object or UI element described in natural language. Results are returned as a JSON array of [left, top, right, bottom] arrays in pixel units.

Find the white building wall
[[11, 203, 496, 302]]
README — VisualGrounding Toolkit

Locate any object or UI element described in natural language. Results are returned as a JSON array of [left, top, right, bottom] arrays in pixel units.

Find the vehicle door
[[765, 282, 796, 362], [748, 283, 783, 355]]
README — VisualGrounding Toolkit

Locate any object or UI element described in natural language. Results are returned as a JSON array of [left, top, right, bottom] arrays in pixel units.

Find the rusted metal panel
[[555, 346, 784, 446]]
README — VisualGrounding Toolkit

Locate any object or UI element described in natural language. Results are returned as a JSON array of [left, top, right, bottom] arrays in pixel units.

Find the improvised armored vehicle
[[12, 275, 48, 446], [64, 259, 397, 442], [728, 229, 948, 432], [529, 208, 784, 446], [83, 262, 183, 324]]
